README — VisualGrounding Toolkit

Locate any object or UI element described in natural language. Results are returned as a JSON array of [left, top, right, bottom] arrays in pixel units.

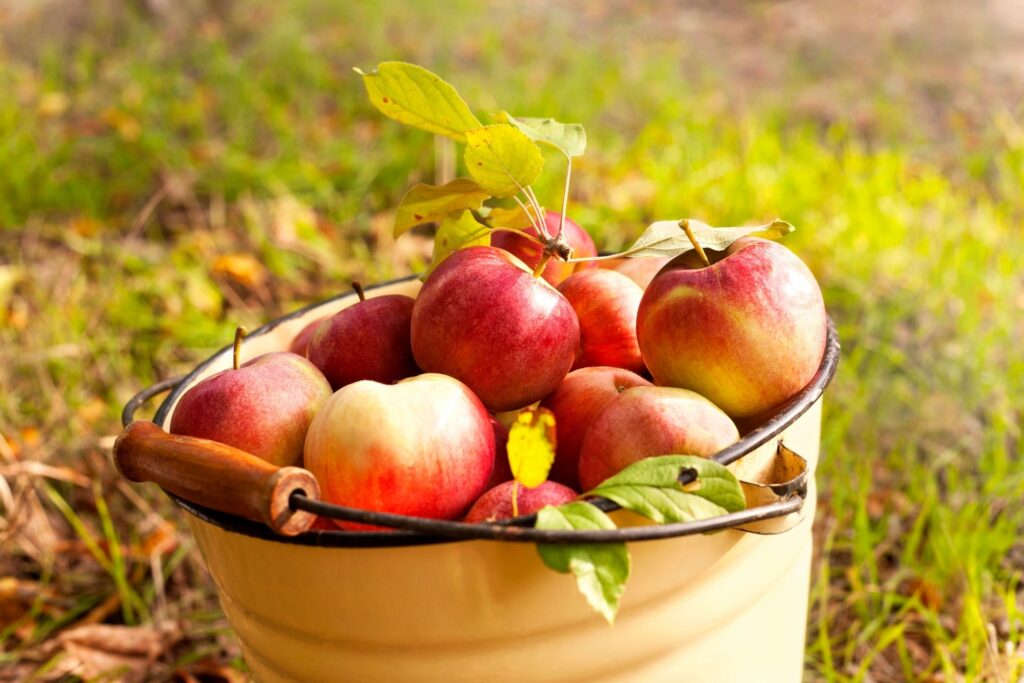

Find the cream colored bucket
[[129, 276, 839, 683]]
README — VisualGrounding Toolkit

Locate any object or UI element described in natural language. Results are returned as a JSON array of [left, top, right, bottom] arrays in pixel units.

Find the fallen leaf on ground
[[174, 657, 248, 683], [57, 622, 182, 683], [211, 254, 266, 289], [902, 576, 944, 611]]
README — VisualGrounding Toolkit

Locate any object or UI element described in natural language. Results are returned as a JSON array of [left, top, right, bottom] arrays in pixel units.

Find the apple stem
[[565, 252, 635, 264], [351, 281, 366, 302], [680, 219, 711, 267], [556, 156, 572, 242], [513, 195, 546, 238], [533, 252, 552, 277], [511, 480, 520, 518], [524, 187, 549, 240], [232, 326, 248, 370]]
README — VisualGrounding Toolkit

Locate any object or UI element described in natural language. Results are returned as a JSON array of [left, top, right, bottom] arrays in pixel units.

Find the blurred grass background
[[1, 1, 1022, 680]]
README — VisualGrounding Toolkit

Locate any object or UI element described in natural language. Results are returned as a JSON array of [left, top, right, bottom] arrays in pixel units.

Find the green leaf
[[464, 124, 544, 198], [394, 178, 490, 237], [507, 406, 557, 489], [620, 219, 795, 259], [586, 455, 746, 524], [355, 62, 482, 143], [424, 210, 491, 277], [495, 112, 587, 157], [536, 502, 629, 625]]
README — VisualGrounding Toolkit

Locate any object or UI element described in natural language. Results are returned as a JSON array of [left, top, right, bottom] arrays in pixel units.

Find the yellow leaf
[[486, 205, 537, 230], [102, 108, 141, 141], [357, 62, 481, 143], [36, 92, 69, 117], [70, 217, 102, 237], [394, 178, 490, 237], [212, 253, 266, 289], [465, 124, 544, 198], [424, 210, 491, 277], [507, 406, 557, 489], [75, 398, 107, 426], [20, 426, 41, 449]]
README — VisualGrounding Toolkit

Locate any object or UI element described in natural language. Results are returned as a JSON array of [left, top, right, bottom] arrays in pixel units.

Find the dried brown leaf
[[5, 483, 61, 565], [174, 657, 248, 683], [57, 622, 182, 683], [0, 462, 90, 487], [902, 576, 944, 611]]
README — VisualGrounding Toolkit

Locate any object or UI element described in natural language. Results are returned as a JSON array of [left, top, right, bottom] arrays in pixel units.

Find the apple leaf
[[424, 210, 491, 277], [536, 502, 629, 625], [394, 179, 490, 237], [495, 112, 587, 158], [586, 455, 746, 524], [507, 406, 557, 489], [355, 62, 482, 143], [618, 219, 795, 259], [464, 124, 545, 198], [485, 204, 538, 230]]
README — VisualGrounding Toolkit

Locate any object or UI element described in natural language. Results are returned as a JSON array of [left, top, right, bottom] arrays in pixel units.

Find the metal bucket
[[125, 276, 839, 683]]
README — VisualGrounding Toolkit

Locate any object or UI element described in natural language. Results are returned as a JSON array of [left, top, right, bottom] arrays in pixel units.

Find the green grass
[[1, 1, 1022, 680]]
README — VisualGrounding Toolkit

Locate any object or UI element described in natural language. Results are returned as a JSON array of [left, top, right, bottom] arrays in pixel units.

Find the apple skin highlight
[[637, 237, 827, 419], [577, 385, 739, 491], [170, 351, 332, 468], [411, 246, 580, 412], [304, 374, 496, 530], [490, 211, 597, 286]]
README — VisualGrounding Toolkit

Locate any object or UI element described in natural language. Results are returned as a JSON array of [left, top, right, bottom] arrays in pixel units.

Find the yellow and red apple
[[170, 352, 331, 468], [304, 373, 495, 528], [577, 386, 738, 490], [637, 237, 827, 418]]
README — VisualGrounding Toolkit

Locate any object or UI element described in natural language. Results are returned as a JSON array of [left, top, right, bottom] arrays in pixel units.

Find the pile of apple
[[168, 208, 827, 531]]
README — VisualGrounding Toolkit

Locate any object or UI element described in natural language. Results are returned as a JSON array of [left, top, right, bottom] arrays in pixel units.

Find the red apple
[[309, 516, 339, 531], [304, 373, 495, 529], [540, 366, 651, 489], [288, 316, 327, 356], [637, 237, 827, 418], [577, 386, 738, 491], [557, 269, 645, 374], [612, 257, 672, 289], [307, 292, 419, 391], [485, 416, 513, 489], [169, 352, 331, 467], [464, 480, 578, 523], [411, 246, 580, 412], [490, 210, 597, 286]]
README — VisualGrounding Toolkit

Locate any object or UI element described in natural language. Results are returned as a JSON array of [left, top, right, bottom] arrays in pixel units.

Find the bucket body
[[156, 278, 825, 683]]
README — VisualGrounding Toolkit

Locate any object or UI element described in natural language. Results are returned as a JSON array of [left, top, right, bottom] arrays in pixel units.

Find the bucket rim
[[151, 275, 840, 548]]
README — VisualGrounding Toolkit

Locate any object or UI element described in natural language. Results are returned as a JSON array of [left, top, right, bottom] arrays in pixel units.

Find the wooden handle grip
[[113, 421, 319, 536]]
